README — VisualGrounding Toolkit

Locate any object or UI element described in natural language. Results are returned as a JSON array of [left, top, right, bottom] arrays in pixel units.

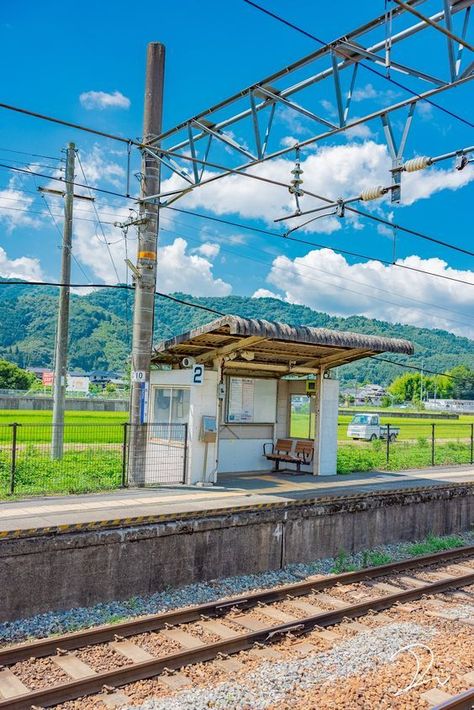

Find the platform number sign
[[192, 363, 204, 385]]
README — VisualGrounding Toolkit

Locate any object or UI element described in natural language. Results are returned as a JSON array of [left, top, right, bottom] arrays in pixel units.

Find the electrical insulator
[[403, 156, 431, 172], [360, 185, 387, 201], [289, 163, 304, 196]]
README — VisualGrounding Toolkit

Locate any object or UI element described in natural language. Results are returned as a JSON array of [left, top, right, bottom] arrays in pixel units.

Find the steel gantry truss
[[139, 0, 474, 215]]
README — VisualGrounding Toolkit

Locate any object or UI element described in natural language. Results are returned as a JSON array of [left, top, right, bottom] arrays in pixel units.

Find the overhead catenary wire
[[1, 159, 473, 288], [1, 153, 473, 262], [242, 0, 474, 129], [147, 145, 474, 259]]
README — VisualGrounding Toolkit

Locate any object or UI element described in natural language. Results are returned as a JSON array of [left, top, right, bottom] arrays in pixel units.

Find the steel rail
[[0, 545, 472, 667], [433, 687, 474, 709], [0, 566, 473, 709]]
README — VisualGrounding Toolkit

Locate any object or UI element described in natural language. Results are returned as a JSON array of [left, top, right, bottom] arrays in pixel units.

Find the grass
[[330, 549, 358, 573], [337, 438, 472, 473], [330, 532, 468, 576], [0, 447, 123, 498], [361, 550, 392, 567], [290, 411, 474, 441], [403, 533, 466, 557]]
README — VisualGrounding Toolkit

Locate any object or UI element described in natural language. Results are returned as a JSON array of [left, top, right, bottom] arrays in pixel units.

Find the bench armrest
[[263, 442, 274, 456]]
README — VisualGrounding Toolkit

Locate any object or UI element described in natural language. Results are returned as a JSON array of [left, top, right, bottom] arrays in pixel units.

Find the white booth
[[142, 316, 413, 485]]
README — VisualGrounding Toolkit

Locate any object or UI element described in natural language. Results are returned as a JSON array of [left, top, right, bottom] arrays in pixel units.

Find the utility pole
[[51, 142, 75, 459], [128, 43, 165, 484]]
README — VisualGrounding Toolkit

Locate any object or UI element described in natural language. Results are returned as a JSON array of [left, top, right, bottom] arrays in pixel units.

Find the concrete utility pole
[[51, 142, 75, 459], [128, 43, 165, 484]]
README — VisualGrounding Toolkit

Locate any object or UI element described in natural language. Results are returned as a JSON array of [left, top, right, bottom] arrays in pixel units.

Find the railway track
[[0, 545, 473, 709]]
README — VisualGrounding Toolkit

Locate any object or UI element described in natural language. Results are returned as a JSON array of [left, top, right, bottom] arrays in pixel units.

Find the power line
[[0, 202, 117, 226], [346, 206, 474, 258], [0, 102, 137, 145], [155, 144, 474, 259], [372, 356, 474, 382], [242, 0, 474, 129], [162, 205, 474, 287], [0, 146, 64, 162], [41, 193, 94, 283], [75, 151, 121, 283], [0, 278, 226, 315], [0, 161, 133, 201]]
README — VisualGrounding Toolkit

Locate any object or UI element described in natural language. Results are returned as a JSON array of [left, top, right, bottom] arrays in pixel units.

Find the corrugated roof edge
[[153, 315, 414, 356]]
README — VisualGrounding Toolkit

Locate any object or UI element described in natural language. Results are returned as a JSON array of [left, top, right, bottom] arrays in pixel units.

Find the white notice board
[[227, 377, 276, 423]]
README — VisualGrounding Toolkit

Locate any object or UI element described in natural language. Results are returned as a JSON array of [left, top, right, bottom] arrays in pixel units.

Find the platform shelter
[[146, 316, 413, 485]]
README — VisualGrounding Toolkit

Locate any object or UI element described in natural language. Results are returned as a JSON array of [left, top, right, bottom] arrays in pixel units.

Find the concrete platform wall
[[1, 484, 473, 622]]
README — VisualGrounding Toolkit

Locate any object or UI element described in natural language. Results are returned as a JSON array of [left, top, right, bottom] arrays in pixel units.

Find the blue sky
[[0, 0, 473, 338]]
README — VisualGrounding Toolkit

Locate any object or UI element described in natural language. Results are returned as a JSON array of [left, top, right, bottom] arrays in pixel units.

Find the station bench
[[263, 438, 314, 475]]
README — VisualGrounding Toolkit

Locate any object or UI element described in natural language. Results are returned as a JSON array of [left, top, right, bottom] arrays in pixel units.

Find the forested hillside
[[0, 279, 472, 386]]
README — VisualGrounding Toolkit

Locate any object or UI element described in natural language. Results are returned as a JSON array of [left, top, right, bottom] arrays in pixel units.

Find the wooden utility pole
[[51, 142, 75, 459], [128, 43, 165, 484]]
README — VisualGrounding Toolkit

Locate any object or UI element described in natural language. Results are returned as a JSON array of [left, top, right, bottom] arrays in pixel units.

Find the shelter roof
[[152, 316, 414, 377]]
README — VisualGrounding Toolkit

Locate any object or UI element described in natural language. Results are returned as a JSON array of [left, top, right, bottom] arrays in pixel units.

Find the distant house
[[341, 383, 387, 406], [87, 370, 122, 387]]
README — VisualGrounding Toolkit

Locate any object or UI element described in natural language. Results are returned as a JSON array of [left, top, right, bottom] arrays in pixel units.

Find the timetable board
[[227, 377, 277, 423]]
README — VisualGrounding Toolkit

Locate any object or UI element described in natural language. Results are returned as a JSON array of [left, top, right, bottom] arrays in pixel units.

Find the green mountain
[[0, 279, 472, 386]]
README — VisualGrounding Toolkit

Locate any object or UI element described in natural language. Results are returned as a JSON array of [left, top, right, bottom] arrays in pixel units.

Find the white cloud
[[0, 186, 41, 232], [343, 121, 374, 140], [155, 238, 231, 296], [402, 164, 474, 205], [79, 90, 131, 110], [253, 288, 282, 300], [73, 145, 126, 189], [260, 247, 474, 337], [352, 83, 378, 102], [0, 246, 43, 280], [193, 242, 220, 259]]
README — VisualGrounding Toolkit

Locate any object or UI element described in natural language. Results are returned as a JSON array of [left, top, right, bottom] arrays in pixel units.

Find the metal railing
[[337, 421, 474, 474], [0, 423, 187, 497]]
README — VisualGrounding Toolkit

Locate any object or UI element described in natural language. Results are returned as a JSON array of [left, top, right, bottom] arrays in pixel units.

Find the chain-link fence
[[0, 423, 187, 497], [337, 421, 474, 474]]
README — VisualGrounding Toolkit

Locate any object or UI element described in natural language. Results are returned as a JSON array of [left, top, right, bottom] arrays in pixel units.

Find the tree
[[388, 372, 454, 403], [0, 360, 36, 390], [447, 365, 474, 399]]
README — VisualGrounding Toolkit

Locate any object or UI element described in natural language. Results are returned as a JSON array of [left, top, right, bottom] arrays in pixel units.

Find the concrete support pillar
[[313, 368, 323, 476], [313, 370, 340, 476]]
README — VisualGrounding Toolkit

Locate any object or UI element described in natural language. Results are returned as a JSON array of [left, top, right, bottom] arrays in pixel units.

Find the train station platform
[[0, 464, 473, 537], [1, 465, 473, 622]]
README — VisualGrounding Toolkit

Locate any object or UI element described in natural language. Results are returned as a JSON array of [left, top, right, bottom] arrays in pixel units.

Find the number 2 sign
[[192, 364, 204, 385]]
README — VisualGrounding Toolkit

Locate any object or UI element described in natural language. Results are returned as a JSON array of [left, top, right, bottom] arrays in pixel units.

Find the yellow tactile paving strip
[[0, 467, 472, 541]]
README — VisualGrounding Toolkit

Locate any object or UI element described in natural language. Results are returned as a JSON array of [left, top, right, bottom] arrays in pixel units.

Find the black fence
[[337, 421, 474, 474], [0, 423, 187, 497]]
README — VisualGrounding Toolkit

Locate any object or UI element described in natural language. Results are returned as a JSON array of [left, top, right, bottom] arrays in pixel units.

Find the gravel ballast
[[1, 531, 472, 645], [124, 622, 435, 710]]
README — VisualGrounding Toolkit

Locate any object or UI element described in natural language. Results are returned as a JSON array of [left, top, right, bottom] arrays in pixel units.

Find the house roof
[[152, 315, 414, 378]]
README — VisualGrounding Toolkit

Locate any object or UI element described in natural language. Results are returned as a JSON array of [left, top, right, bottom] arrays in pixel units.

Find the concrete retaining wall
[[0, 484, 473, 622], [0, 397, 128, 412]]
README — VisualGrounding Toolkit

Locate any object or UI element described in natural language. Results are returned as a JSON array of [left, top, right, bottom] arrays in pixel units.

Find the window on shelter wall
[[152, 387, 190, 440], [289, 394, 315, 439]]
